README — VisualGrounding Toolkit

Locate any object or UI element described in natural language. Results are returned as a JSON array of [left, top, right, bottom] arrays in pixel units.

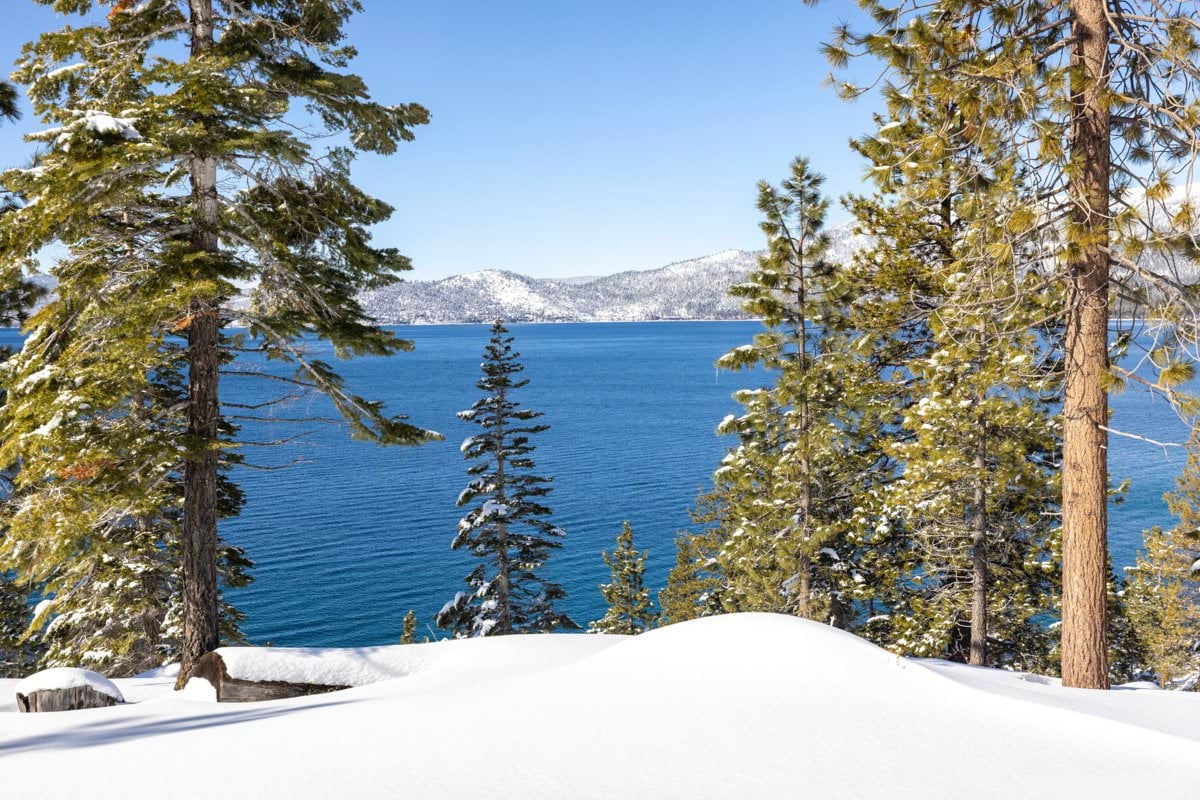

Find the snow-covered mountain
[[357, 221, 859, 324], [358, 249, 765, 324]]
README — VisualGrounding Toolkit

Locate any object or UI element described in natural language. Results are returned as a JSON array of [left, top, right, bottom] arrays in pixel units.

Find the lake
[[4, 322, 1191, 645]]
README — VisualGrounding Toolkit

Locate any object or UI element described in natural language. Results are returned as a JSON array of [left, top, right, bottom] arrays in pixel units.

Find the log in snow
[[191, 651, 349, 703], [14, 668, 124, 713]]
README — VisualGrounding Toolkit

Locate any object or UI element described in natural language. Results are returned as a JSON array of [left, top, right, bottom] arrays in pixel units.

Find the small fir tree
[[591, 522, 656, 634], [437, 322, 576, 637]]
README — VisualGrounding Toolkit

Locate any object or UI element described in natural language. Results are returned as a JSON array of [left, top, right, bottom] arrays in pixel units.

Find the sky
[[0, 0, 879, 280]]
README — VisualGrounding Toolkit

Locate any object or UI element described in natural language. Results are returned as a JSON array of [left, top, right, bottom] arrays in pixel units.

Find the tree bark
[[177, 0, 222, 689], [794, 208, 813, 619], [969, 430, 988, 667], [1061, 0, 1111, 690]]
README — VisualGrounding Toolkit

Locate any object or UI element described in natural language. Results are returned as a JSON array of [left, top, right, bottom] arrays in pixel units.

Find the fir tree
[[0, 0, 439, 684], [437, 322, 576, 637], [816, 0, 1200, 689], [590, 522, 656, 635]]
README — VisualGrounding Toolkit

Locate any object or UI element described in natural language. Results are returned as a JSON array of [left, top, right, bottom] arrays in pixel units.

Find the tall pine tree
[[437, 322, 576, 637], [815, 0, 1200, 689], [840, 59, 1063, 669], [0, 0, 439, 683], [590, 521, 656, 635]]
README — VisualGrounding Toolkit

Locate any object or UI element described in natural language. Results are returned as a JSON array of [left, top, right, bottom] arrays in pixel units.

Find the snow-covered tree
[[0, 0, 439, 684], [437, 322, 576, 637], [590, 522, 656, 634]]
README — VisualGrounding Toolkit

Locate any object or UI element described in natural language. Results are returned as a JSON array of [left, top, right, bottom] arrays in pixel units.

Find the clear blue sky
[[0, 1, 878, 279]]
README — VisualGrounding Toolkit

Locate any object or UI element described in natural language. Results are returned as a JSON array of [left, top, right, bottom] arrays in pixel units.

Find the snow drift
[[2, 613, 1197, 799]]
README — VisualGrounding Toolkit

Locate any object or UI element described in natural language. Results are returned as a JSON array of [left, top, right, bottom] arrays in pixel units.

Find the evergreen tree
[[1125, 442, 1200, 688], [400, 609, 418, 645], [590, 522, 656, 635], [817, 0, 1200, 689], [437, 322, 576, 637], [0, 80, 46, 676], [0, 81, 16, 123], [840, 67, 1062, 669], [713, 157, 885, 624], [0, 0, 439, 684], [658, 491, 729, 626]]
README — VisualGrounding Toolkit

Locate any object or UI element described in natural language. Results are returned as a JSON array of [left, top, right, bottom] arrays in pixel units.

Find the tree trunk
[[178, 0, 222, 689], [969, 430, 988, 667], [1061, 0, 1111, 690], [794, 216, 814, 619], [493, 375, 511, 635]]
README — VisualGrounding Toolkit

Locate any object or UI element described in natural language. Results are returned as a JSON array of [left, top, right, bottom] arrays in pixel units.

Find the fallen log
[[191, 651, 349, 703]]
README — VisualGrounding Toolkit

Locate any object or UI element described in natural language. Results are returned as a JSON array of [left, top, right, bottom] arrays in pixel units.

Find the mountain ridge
[[359, 224, 871, 324]]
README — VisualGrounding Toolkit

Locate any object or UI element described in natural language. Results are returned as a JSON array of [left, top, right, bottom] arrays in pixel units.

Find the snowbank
[[1, 614, 1198, 799], [13, 667, 124, 703], [213, 633, 613, 687]]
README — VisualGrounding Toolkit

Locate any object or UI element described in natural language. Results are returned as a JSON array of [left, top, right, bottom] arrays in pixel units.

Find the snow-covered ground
[[2, 613, 1197, 799]]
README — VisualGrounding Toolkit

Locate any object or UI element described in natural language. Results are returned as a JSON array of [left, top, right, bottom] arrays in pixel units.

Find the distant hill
[[360, 224, 870, 324]]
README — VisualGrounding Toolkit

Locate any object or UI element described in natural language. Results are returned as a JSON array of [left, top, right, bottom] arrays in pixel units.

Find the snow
[[82, 111, 142, 141], [2, 614, 1199, 798], [14, 667, 124, 703]]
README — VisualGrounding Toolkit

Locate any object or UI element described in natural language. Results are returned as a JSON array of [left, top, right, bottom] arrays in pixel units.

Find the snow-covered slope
[[359, 250, 763, 324], [358, 224, 871, 324], [3, 614, 1197, 799]]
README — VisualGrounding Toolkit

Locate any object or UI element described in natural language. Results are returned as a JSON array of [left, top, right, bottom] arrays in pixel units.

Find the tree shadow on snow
[[0, 697, 360, 756]]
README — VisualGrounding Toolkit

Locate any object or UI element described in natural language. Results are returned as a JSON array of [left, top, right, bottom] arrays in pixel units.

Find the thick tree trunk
[[969, 432, 987, 667], [1061, 0, 1111, 690], [178, 0, 222, 689]]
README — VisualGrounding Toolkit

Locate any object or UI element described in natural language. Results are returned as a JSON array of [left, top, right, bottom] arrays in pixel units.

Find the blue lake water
[[3, 322, 1192, 646]]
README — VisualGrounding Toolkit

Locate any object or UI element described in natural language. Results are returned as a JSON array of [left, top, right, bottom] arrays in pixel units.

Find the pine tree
[[590, 522, 656, 634], [436, 322, 576, 637], [1125, 442, 1200, 688], [0, 0, 439, 684], [0, 81, 16, 123], [712, 157, 885, 624], [838, 66, 1063, 669], [815, 0, 1200, 689]]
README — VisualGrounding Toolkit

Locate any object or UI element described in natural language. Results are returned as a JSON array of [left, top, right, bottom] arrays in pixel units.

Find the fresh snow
[[2, 614, 1198, 798], [14, 667, 124, 703], [81, 112, 142, 141]]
